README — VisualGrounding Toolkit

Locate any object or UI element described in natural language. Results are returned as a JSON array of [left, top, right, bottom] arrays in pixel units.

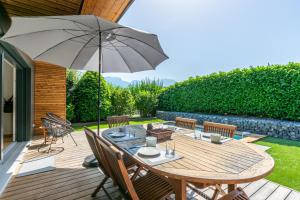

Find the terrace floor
[[0, 132, 299, 200]]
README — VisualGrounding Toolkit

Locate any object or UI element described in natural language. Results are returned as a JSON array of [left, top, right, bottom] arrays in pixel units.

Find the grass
[[254, 137, 300, 191], [72, 118, 165, 131]]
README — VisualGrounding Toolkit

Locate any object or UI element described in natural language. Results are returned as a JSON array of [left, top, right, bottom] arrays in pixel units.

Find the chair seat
[[133, 172, 173, 200]]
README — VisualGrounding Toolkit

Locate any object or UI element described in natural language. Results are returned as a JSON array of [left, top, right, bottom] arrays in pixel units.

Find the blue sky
[[104, 0, 300, 82]]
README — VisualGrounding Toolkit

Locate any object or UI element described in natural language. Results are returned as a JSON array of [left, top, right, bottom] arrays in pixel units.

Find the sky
[[103, 0, 300, 82]]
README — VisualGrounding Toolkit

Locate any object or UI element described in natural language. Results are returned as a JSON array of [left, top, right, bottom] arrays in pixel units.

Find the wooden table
[[103, 125, 274, 200]]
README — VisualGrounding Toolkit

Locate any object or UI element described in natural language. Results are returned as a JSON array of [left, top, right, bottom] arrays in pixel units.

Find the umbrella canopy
[[2, 15, 168, 73], [1, 14, 168, 138]]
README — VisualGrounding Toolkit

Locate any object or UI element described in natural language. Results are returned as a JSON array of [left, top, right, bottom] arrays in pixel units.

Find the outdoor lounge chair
[[99, 138, 174, 200], [39, 117, 77, 152], [46, 112, 77, 145], [107, 115, 130, 128], [175, 117, 197, 130], [204, 121, 237, 138], [84, 127, 141, 198]]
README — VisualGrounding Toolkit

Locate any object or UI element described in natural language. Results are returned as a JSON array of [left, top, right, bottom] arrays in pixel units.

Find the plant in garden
[[73, 71, 111, 122], [66, 103, 75, 121], [110, 86, 135, 116], [129, 78, 163, 117], [158, 62, 300, 121], [66, 70, 80, 121]]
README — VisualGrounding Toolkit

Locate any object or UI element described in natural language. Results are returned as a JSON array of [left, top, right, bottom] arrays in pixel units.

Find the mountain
[[104, 77, 129, 87], [104, 77, 176, 87]]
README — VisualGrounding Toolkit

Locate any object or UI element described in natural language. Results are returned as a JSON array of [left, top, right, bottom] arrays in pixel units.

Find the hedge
[[158, 63, 300, 121]]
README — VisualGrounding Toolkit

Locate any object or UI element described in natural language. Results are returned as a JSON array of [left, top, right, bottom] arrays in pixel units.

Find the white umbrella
[[1, 15, 168, 134]]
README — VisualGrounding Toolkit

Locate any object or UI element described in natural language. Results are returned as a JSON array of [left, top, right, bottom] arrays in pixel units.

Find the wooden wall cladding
[[34, 61, 66, 135], [81, 0, 132, 22], [0, 0, 83, 16]]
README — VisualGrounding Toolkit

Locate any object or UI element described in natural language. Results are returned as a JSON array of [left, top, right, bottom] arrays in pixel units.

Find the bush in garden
[[134, 90, 158, 117], [66, 69, 80, 106], [158, 62, 300, 121], [110, 86, 135, 116], [73, 71, 111, 122], [129, 78, 163, 117], [66, 103, 75, 121]]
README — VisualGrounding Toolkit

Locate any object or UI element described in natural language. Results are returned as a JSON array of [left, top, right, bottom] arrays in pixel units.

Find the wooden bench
[[107, 116, 129, 128], [203, 121, 237, 138], [175, 117, 197, 130]]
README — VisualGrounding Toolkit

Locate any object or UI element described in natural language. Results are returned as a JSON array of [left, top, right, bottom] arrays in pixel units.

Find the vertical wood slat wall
[[34, 61, 66, 135]]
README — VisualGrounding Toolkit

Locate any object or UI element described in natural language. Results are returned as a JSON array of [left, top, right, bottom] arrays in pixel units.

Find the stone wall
[[157, 111, 300, 140]]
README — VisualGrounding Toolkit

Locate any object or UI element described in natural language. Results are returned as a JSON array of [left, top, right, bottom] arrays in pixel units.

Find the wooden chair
[[175, 117, 197, 130], [84, 127, 139, 197], [219, 187, 249, 200], [84, 127, 113, 197], [107, 115, 129, 128], [204, 121, 237, 138], [99, 139, 174, 200]]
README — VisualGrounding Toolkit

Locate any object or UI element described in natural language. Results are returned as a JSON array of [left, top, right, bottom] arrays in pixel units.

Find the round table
[[102, 125, 274, 200]]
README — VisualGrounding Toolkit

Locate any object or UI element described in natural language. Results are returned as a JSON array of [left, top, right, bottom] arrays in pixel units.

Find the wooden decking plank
[[285, 191, 300, 200], [250, 181, 279, 200], [243, 179, 268, 197], [266, 186, 292, 200]]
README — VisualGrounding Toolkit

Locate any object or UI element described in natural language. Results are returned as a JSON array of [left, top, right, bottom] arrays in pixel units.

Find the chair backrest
[[41, 117, 60, 136], [47, 112, 72, 127], [219, 187, 249, 200], [99, 138, 139, 199], [203, 121, 237, 138], [175, 117, 197, 130], [107, 116, 129, 128], [84, 127, 113, 178]]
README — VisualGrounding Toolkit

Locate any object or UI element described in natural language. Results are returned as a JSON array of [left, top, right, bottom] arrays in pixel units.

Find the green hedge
[[158, 63, 300, 121]]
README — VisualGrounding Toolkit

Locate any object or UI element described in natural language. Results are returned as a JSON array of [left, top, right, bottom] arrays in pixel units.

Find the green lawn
[[72, 118, 165, 131], [254, 137, 300, 191]]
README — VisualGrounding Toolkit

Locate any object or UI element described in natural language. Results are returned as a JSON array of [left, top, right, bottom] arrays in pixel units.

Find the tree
[[129, 78, 163, 117], [110, 86, 135, 116], [73, 72, 111, 122]]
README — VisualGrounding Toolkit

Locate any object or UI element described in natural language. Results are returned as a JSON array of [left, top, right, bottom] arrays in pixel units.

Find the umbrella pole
[[97, 31, 102, 136], [83, 31, 102, 168]]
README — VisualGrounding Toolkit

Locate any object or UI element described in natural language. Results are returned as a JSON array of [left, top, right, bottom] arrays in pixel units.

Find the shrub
[[73, 72, 111, 122], [158, 63, 300, 121], [66, 70, 79, 106], [135, 90, 159, 117], [110, 87, 135, 116], [66, 103, 75, 121], [129, 79, 163, 117]]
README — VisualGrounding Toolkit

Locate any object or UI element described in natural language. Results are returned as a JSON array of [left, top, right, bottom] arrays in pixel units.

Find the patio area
[[0, 132, 299, 200]]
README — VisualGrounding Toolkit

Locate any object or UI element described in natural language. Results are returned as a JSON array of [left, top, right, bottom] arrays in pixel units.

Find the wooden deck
[[0, 132, 299, 200]]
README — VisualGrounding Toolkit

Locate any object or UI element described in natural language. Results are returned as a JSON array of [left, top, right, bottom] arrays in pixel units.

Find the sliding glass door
[[2, 58, 16, 153], [0, 42, 33, 163]]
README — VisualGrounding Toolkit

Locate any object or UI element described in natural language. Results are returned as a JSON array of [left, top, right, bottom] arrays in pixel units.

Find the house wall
[[33, 61, 66, 135]]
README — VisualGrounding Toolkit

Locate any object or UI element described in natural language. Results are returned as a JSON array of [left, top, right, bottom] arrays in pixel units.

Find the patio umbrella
[[1, 15, 168, 135]]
